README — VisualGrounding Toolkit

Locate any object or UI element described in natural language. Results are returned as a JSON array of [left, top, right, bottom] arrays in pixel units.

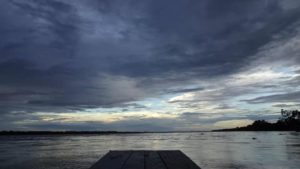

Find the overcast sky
[[1, 0, 300, 131]]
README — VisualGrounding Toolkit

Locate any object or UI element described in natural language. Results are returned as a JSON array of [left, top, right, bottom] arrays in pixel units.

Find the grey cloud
[[213, 104, 235, 110], [273, 103, 300, 108], [0, 109, 281, 131], [179, 111, 280, 124], [242, 91, 300, 104], [15, 117, 177, 131], [1, 0, 79, 68], [164, 87, 204, 94], [285, 75, 300, 87], [0, 59, 145, 114]]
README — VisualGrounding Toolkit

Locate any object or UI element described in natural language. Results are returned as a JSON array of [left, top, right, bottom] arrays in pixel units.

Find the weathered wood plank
[[145, 151, 167, 169], [158, 150, 201, 169], [89, 151, 132, 169], [122, 151, 145, 169], [89, 150, 201, 169]]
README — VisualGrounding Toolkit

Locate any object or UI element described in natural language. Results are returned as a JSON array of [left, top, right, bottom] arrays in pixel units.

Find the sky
[[1, 0, 300, 131]]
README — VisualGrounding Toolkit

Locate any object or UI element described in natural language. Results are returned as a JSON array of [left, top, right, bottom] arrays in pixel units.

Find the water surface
[[0, 132, 299, 169]]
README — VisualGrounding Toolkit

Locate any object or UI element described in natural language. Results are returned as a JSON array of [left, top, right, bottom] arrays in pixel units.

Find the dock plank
[[89, 150, 201, 169], [145, 151, 167, 169], [122, 151, 144, 169], [158, 150, 201, 169], [89, 151, 132, 169]]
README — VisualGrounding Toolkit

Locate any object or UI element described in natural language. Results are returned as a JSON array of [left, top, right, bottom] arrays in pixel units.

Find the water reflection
[[0, 132, 299, 169]]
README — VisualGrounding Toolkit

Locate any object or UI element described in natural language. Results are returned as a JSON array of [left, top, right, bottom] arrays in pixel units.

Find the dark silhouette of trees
[[280, 109, 300, 121], [276, 109, 300, 131], [216, 109, 300, 131]]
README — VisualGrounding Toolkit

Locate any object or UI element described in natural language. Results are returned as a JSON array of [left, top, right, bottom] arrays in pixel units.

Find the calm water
[[0, 132, 299, 169]]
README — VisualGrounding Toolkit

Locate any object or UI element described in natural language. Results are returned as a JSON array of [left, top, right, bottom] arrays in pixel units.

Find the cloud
[[272, 103, 300, 108], [243, 91, 300, 104], [179, 111, 279, 124], [214, 119, 253, 129], [1, 0, 300, 130], [164, 87, 204, 94]]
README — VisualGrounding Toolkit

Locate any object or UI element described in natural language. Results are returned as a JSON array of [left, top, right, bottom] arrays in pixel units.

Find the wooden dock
[[89, 150, 201, 169]]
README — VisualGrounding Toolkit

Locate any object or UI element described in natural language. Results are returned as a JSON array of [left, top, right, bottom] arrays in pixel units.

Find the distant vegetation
[[0, 131, 143, 135], [216, 109, 300, 131]]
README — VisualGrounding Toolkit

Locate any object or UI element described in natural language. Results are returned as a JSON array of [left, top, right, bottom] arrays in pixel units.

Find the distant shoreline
[[0, 130, 211, 135], [1, 130, 299, 136], [0, 131, 141, 135], [214, 129, 300, 132], [214, 120, 300, 132]]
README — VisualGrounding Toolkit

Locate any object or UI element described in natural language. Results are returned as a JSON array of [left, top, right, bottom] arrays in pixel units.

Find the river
[[0, 132, 299, 169]]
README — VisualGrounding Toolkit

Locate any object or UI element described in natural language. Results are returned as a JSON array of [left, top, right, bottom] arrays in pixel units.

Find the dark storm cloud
[[105, 0, 297, 77], [0, 0, 78, 67], [1, 0, 300, 130]]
